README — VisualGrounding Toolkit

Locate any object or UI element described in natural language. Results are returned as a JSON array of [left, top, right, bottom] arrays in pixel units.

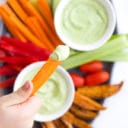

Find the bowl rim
[[13, 61, 75, 122], [54, 0, 116, 51]]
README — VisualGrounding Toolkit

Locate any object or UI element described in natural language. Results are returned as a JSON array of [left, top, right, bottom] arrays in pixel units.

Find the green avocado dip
[[22, 66, 68, 115], [60, 0, 108, 45]]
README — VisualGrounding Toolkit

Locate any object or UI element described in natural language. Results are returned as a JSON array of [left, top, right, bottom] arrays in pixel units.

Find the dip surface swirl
[[22, 67, 68, 115], [61, 0, 108, 45]]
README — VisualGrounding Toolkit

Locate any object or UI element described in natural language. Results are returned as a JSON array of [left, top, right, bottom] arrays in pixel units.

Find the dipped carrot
[[31, 59, 61, 95], [31, 45, 70, 95]]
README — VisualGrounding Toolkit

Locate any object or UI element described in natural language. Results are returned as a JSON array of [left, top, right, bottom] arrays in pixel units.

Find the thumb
[[0, 81, 33, 107]]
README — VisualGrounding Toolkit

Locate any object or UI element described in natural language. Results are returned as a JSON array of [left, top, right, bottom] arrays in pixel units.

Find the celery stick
[[70, 49, 78, 56], [62, 35, 128, 69], [100, 49, 128, 62], [52, 0, 60, 13]]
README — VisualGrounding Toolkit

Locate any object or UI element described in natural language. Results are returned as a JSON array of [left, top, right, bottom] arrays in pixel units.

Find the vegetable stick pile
[[0, 0, 63, 51]]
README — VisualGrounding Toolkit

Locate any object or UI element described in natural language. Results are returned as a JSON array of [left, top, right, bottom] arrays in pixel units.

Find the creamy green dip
[[22, 67, 68, 115], [61, 0, 108, 45], [50, 45, 70, 61]]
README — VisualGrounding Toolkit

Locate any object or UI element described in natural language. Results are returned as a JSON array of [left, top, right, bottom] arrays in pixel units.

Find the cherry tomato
[[84, 71, 109, 86], [69, 72, 84, 87], [80, 61, 104, 73]]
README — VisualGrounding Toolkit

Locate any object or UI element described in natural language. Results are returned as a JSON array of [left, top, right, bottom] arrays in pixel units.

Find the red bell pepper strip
[[1, 36, 51, 59], [0, 56, 36, 66], [0, 39, 33, 58], [0, 49, 6, 57]]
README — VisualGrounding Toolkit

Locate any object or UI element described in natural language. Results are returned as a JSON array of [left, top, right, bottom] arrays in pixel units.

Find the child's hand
[[0, 81, 41, 128]]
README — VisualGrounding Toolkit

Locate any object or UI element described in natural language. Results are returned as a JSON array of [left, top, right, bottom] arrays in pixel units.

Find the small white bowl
[[13, 61, 75, 122], [54, 0, 116, 51]]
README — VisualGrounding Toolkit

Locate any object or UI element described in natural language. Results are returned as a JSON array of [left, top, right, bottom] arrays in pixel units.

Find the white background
[[92, 0, 128, 127]]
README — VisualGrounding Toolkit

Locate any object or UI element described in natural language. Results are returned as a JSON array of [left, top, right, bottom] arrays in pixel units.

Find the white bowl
[[54, 0, 116, 51], [13, 61, 75, 122]]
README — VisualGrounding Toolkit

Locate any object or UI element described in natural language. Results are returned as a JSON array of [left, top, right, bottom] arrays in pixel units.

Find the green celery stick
[[62, 35, 128, 70], [52, 0, 60, 13], [100, 49, 128, 62]]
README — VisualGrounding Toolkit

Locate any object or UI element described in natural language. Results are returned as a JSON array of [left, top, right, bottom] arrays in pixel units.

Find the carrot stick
[[18, 0, 51, 33], [7, 0, 28, 22], [4, 1, 54, 50], [14, 30, 27, 42], [0, 7, 26, 42], [18, 0, 62, 46], [1, 4, 16, 16], [25, 16, 55, 51], [0, 4, 27, 42], [9, 15, 48, 49], [1, 3, 50, 50], [37, 0, 64, 46], [31, 58, 61, 95], [37, 0, 54, 30]]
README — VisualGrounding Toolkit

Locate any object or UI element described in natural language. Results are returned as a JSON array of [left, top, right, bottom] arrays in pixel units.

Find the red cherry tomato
[[84, 71, 109, 86], [80, 61, 104, 73], [69, 72, 84, 87]]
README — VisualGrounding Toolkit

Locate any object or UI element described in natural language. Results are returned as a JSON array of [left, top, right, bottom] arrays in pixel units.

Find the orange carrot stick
[[0, 7, 27, 42], [1, 4, 16, 16], [25, 16, 55, 51], [2, 0, 54, 51], [9, 15, 48, 49], [31, 59, 61, 95], [7, 0, 28, 22], [37, 0, 64, 46], [3, 1, 54, 50], [14, 30, 27, 42], [18, 0, 62, 46], [18, 0, 50, 33], [37, 0, 53, 30]]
